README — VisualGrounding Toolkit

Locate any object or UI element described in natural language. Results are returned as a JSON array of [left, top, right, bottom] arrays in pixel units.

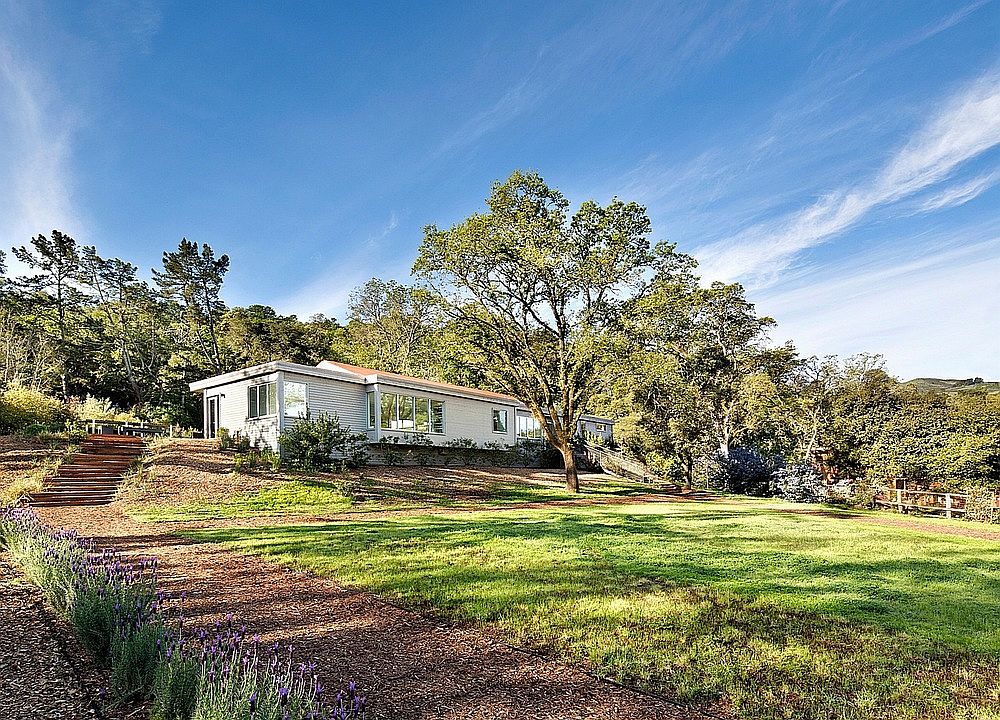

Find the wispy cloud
[[366, 212, 399, 247], [916, 171, 998, 212], [694, 70, 1000, 285], [758, 231, 1000, 379], [0, 43, 82, 253]]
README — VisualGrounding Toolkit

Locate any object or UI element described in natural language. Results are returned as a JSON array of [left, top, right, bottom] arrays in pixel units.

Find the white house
[[189, 360, 614, 452]]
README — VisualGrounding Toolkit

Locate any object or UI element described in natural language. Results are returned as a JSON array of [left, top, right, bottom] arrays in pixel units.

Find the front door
[[207, 396, 219, 439]]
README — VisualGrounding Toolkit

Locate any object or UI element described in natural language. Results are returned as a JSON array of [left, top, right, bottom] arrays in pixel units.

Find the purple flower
[[279, 687, 289, 706]]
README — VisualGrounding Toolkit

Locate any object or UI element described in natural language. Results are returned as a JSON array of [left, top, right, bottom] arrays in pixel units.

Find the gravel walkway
[[38, 505, 712, 720]]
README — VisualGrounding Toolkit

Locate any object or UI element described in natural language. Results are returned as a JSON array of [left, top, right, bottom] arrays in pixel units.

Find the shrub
[[151, 652, 200, 720], [771, 464, 827, 503], [279, 412, 368, 470], [217, 427, 232, 450], [69, 395, 138, 423], [0, 383, 66, 433], [707, 446, 783, 496], [112, 616, 166, 700]]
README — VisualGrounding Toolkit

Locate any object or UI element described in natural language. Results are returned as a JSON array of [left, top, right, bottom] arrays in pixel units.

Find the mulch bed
[[0, 556, 143, 720], [38, 504, 711, 720]]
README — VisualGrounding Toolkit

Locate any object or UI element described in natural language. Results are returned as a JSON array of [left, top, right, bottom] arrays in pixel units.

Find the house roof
[[316, 361, 520, 404], [189, 359, 614, 425]]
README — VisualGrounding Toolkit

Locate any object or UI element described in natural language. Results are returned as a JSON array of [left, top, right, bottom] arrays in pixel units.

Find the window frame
[[367, 391, 377, 429], [248, 381, 277, 419], [283, 380, 308, 418], [377, 389, 445, 435], [517, 414, 543, 440], [492, 408, 509, 434]]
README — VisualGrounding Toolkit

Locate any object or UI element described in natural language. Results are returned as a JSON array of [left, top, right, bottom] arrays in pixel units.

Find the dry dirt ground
[[37, 503, 708, 720], [0, 436, 68, 502]]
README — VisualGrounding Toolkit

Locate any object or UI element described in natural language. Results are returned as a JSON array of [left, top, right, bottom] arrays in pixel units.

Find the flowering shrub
[[155, 615, 366, 719], [0, 506, 367, 718]]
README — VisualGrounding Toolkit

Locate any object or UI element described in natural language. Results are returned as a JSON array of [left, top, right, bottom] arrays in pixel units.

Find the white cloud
[[757, 235, 1000, 379], [916, 172, 998, 212], [694, 70, 1000, 285], [0, 44, 83, 257]]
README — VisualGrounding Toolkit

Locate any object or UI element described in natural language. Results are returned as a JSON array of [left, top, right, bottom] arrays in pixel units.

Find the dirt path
[[38, 505, 712, 720]]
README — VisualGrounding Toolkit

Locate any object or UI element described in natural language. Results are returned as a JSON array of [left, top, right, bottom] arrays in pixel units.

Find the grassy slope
[[130, 468, 652, 521], [183, 502, 1000, 720]]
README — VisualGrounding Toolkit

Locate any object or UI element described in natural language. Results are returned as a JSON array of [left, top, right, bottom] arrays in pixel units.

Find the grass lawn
[[130, 469, 652, 522], [182, 501, 1000, 720]]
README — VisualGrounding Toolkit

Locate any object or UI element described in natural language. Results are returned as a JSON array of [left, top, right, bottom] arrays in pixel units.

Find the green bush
[[69, 395, 138, 423], [217, 427, 232, 450], [151, 653, 200, 720], [279, 411, 368, 470], [112, 620, 166, 700], [0, 383, 66, 433]]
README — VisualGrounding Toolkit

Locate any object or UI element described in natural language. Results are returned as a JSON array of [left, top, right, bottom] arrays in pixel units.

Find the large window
[[248, 382, 277, 419], [492, 409, 508, 434], [284, 381, 307, 417], [517, 414, 543, 440], [380, 391, 444, 433]]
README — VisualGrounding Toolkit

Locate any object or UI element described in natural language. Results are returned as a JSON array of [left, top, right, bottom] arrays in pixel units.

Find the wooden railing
[[575, 442, 660, 484], [875, 488, 967, 518], [86, 419, 172, 438]]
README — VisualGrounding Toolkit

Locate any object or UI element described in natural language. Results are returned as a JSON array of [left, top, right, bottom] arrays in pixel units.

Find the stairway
[[28, 435, 146, 507]]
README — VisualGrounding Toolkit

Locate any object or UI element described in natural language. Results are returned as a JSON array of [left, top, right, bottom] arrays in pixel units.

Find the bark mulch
[[38, 505, 713, 720], [0, 556, 142, 720]]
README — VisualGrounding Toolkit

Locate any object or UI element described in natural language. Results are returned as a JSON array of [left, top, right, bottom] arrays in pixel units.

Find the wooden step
[[27, 434, 147, 508]]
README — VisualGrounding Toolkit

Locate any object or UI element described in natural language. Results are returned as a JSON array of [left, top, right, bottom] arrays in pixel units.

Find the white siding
[[280, 371, 369, 437], [204, 371, 281, 450], [375, 382, 517, 447]]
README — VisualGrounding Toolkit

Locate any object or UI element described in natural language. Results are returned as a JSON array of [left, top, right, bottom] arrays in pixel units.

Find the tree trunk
[[560, 442, 579, 493]]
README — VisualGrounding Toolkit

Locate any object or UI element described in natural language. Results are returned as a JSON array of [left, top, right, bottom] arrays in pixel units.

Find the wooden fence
[[875, 488, 967, 518]]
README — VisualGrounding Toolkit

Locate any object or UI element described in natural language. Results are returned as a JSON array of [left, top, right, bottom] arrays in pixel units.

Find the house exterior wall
[[579, 418, 614, 443], [373, 381, 518, 447], [279, 370, 369, 437], [192, 361, 612, 456], [203, 371, 281, 450]]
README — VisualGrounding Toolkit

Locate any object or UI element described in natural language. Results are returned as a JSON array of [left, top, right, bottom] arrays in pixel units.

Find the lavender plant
[[1, 506, 368, 718], [154, 614, 366, 720]]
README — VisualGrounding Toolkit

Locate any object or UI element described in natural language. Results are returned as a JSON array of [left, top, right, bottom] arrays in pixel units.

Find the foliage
[[415, 170, 695, 492], [69, 395, 138, 422], [233, 448, 282, 473], [1, 506, 366, 717], [279, 412, 368, 470], [771, 463, 826, 503], [0, 383, 67, 432], [706, 446, 783, 496], [343, 279, 442, 377]]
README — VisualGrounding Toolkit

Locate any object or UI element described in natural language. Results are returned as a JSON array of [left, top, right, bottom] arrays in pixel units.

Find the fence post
[[945, 493, 953, 519], [896, 488, 903, 513]]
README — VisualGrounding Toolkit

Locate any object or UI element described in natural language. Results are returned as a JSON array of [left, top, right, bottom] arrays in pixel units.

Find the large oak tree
[[414, 171, 691, 491]]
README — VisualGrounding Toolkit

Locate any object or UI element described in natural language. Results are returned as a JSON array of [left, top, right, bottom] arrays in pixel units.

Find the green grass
[[132, 479, 353, 521], [183, 502, 1000, 719], [132, 471, 653, 522]]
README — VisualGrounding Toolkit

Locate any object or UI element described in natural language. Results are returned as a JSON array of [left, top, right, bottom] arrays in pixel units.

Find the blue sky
[[1, 1, 998, 379]]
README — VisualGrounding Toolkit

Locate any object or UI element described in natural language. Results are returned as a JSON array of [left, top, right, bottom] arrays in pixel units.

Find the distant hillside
[[904, 377, 1000, 394]]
